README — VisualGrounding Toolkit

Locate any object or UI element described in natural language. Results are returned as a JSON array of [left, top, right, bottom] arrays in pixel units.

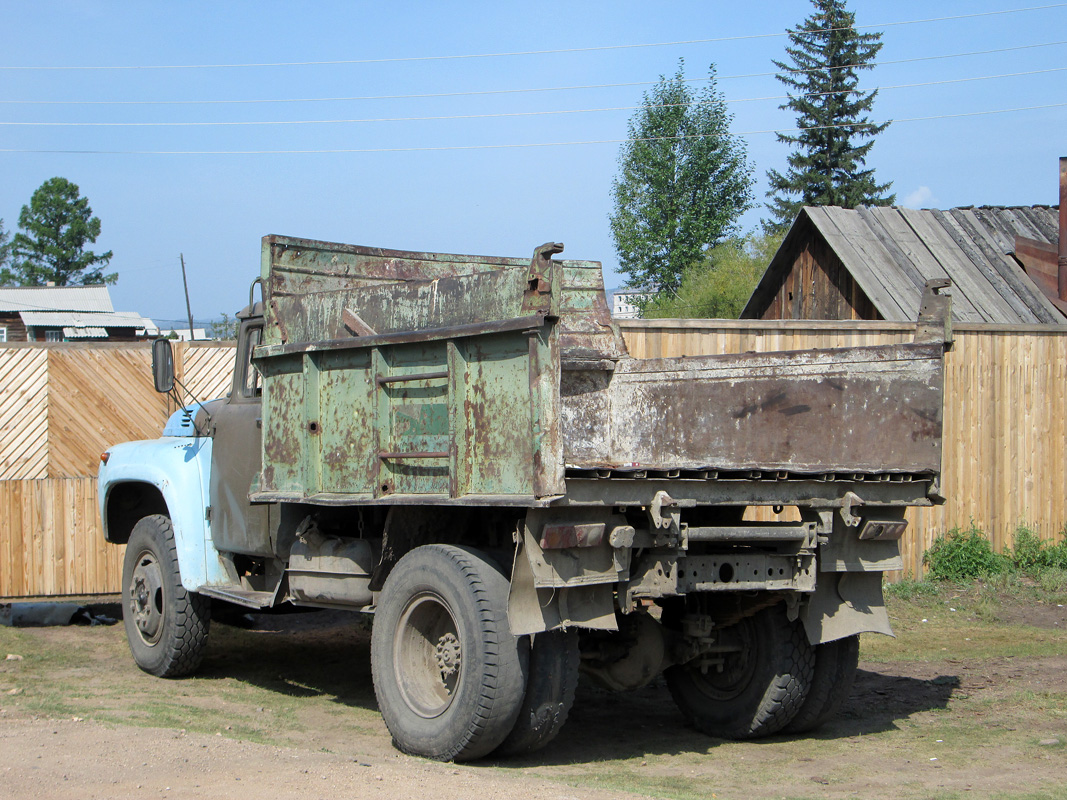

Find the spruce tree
[[765, 0, 893, 233]]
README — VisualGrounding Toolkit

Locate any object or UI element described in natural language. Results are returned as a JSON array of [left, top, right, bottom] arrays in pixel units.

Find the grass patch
[[0, 614, 381, 748], [885, 578, 941, 602], [861, 622, 1067, 663], [863, 577, 1067, 663]]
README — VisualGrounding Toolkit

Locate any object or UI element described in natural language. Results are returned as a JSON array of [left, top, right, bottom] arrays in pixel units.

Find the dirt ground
[[1, 598, 1066, 800]]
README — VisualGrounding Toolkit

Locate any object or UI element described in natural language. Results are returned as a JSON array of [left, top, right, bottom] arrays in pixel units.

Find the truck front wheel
[[664, 604, 814, 739], [371, 545, 528, 761], [121, 514, 211, 678]]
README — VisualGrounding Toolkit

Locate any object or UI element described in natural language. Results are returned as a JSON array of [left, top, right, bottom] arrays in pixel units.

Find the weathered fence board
[[175, 342, 238, 407], [49, 347, 171, 478], [0, 478, 119, 598], [0, 349, 48, 480], [0, 342, 235, 481], [0, 342, 234, 597]]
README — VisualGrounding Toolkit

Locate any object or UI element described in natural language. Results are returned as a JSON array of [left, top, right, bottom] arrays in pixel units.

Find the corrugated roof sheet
[[21, 310, 146, 328], [62, 326, 108, 339], [0, 285, 114, 313], [744, 205, 1063, 325]]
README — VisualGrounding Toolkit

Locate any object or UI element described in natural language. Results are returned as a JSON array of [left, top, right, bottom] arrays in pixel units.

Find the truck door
[[209, 317, 275, 557]]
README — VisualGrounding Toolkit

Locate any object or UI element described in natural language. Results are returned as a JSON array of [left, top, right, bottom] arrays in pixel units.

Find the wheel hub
[[128, 551, 164, 646], [434, 632, 461, 678]]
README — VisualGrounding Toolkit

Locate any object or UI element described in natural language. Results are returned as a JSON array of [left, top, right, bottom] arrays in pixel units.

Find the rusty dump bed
[[252, 236, 944, 507], [561, 342, 943, 475]]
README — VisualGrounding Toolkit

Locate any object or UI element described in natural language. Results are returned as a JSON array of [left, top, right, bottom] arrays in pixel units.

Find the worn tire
[[494, 628, 580, 757], [664, 604, 814, 739], [370, 545, 528, 762], [782, 635, 859, 733], [121, 514, 210, 678]]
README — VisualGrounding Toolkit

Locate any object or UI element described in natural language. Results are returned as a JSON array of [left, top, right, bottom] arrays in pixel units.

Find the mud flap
[[507, 528, 617, 635], [800, 571, 893, 645]]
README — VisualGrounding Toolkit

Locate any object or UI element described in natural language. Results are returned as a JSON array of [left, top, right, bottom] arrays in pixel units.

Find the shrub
[[1008, 524, 1046, 571], [1005, 524, 1067, 572], [923, 524, 1008, 581]]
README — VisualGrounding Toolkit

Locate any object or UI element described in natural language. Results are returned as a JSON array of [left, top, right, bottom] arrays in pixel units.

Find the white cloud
[[902, 186, 936, 209]]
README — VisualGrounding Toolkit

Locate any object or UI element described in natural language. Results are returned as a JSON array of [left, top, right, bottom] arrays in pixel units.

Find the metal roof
[[743, 205, 1063, 325], [0, 285, 115, 313], [62, 326, 109, 339], [20, 310, 147, 329]]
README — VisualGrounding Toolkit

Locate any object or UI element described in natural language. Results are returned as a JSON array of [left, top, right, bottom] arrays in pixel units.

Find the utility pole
[[180, 253, 195, 340]]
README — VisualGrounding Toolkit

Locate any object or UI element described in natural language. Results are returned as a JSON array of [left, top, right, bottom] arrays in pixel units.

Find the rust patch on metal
[[539, 522, 607, 549]]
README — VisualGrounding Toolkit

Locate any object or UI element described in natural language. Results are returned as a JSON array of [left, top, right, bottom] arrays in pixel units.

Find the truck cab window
[[240, 325, 262, 399]]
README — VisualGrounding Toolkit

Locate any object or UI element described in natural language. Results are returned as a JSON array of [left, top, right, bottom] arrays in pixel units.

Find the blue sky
[[1, 1, 1065, 327]]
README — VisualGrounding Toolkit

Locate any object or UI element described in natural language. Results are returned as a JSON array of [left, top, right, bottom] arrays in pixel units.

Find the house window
[[0, 327, 7, 342], [45, 330, 63, 342]]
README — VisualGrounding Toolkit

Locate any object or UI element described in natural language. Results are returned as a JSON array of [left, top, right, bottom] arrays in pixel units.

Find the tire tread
[[122, 514, 210, 678], [782, 635, 859, 734]]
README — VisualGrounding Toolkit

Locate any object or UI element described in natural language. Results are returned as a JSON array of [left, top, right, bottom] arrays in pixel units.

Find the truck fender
[[799, 571, 894, 645], [507, 522, 617, 635], [99, 437, 228, 592]]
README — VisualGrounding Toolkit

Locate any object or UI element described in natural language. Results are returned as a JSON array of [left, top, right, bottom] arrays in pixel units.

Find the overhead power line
[[1, 102, 1063, 154], [2, 67, 1062, 128], [1, 4, 1064, 71], [2, 40, 1064, 107]]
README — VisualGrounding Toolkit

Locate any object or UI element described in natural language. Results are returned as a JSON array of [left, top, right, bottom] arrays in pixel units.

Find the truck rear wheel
[[122, 514, 211, 678], [493, 628, 579, 756], [371, 545, 528, 761], [782, 634, 859, 733], [664, 604, 814, 739]]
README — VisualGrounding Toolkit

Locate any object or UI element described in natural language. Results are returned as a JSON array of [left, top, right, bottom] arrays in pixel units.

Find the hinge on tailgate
[[522, 242, 563, 316], [915, 278, 953, 349]]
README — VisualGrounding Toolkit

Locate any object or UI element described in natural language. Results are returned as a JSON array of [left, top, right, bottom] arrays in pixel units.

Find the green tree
[[610, 61, 753, 293], [2, 177, 115, 286], [641, 231, 782, 319], [208, 312, 238, 340], [765, 0, 894, 233], [0, 220, 12, 273]]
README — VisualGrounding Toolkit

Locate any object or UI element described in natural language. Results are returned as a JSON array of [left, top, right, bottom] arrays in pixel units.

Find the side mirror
[[152, 338, 175, 393]]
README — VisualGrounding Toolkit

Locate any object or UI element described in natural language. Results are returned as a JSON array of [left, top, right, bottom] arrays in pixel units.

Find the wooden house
[[0, 285, 151, 342], [742, 205, 1064, 324]]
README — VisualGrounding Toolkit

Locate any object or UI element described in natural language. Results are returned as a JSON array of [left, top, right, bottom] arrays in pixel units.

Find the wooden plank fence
[[1, 322, 1065, 596], [0, 342, 234, 598]]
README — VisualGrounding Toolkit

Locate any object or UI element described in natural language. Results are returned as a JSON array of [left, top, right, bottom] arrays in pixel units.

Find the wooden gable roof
[[743, 205, 1063, 325]]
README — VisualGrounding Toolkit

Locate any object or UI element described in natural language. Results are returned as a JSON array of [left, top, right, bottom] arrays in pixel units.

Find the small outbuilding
[[741, 205, 1065, 324]]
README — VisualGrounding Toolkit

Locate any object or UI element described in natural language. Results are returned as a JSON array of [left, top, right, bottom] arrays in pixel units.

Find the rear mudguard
[[800, 571, 894, 644]]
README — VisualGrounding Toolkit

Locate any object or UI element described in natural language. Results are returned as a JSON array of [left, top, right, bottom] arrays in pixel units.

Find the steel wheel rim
[[129, 549, 165, 647], [393, 592, 462, 719]]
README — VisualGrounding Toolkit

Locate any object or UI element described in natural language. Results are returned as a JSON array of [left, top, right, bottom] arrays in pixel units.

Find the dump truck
[[99, 236, 950, 761]]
